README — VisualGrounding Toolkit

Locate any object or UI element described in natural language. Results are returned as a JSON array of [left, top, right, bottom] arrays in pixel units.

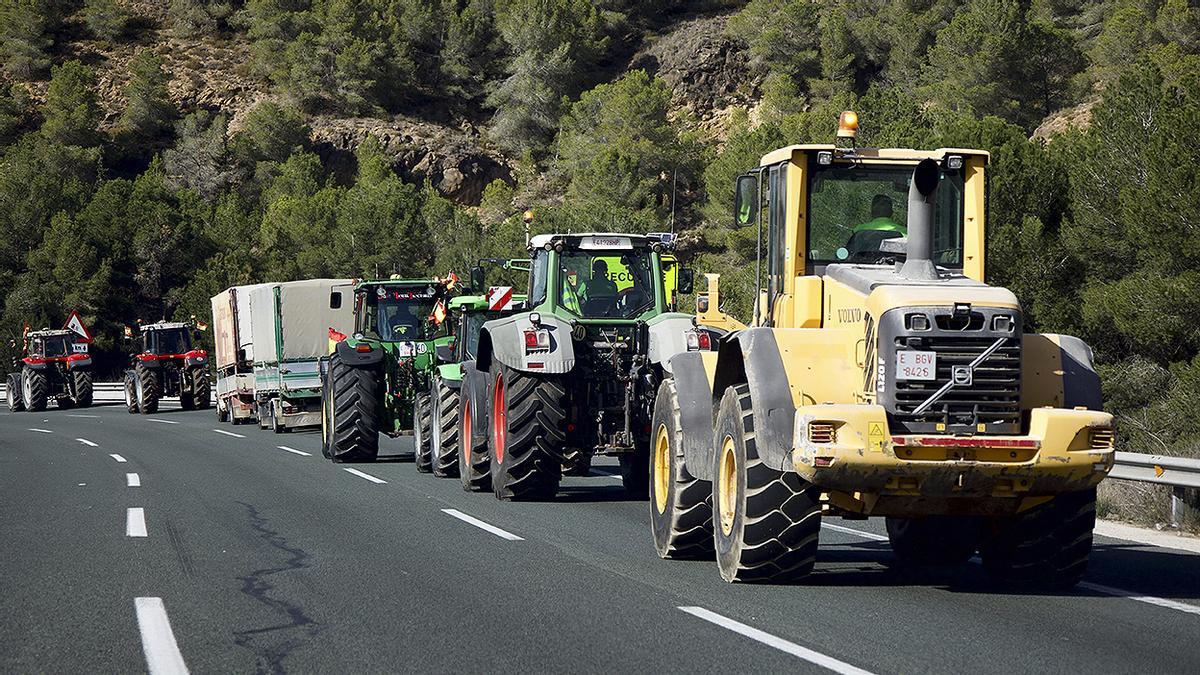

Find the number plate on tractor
[[896, 351, 936, 380]]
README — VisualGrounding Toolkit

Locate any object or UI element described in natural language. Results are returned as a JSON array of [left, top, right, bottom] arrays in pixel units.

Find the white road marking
[[830, 523, 1200, 617], [342, 468, 387, 484], [212, 429, 244, 438], [441, 508, 524, 541], [67, 414, 99, 418], [277, 445, 311, 457], [76, 438, 98, 447], [134, 597, 189, 674], [110, 454, 127, 463], [147, 419, 179, 425], [28, 428, 52, 434], [126, 508, 147, 537], [127, 473, 141, 487], [78, 483, 86, 486], [679, 606, 875, 675]]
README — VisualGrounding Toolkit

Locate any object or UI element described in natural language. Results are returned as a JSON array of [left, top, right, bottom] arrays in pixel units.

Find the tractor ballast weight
[[7, 329, 93, 412]]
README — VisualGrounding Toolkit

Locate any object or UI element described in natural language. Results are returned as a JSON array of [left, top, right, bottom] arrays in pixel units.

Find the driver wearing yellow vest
[[854, 194, 906, 235]]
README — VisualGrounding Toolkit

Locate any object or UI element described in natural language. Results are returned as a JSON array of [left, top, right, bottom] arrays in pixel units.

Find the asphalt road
[[3, 402, 1199, 674]]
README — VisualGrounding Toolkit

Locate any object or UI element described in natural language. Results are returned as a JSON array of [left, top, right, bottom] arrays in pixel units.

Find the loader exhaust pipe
[[900, 158, 941, 281]]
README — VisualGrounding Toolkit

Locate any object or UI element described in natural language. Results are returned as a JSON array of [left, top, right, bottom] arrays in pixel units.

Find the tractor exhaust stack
[[900, 158, 941, 281]]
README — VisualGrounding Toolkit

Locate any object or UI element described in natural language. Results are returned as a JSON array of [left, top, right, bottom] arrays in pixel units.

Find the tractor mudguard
[[335, 340, 384, 367], [712, 328, 795, 472], [668, 351, 717, 482], [137, 358, 162, 369], [645, 313, 694, 371], [21, 360, 47, 370], [66, 357, 91, 370], [461, 360, 489, 445], [476, 313, 576, 374], [436, 362, 462, 388]]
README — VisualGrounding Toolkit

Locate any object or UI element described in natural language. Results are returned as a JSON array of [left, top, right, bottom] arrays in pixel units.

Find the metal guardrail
[[1, 382, 214, 404], [1110, 451, 1200, 489]]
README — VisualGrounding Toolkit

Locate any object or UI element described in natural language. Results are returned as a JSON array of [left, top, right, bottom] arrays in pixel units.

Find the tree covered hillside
[[2, 0, 1200, 470]]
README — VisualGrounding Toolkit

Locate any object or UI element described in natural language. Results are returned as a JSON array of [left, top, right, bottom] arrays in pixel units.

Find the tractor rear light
[[808, 422, 836, 444], [685, 329, 711, 351], [1089, 428, 1115, 450], [524, 329, 549, 351], [355, 344, 372, 353]]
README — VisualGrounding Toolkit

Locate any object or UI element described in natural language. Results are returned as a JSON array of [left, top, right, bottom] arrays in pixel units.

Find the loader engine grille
[[878, 306, 1023, 435]]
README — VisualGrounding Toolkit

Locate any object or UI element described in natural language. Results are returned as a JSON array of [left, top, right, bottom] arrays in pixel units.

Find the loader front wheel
[[979, 489, 1096, 589], [649, 378, 713, 560], [328, 352, 380, 463], [432, 379, 460, 478], [414, 393, 433, 473], [712, 384, 820, 583], [488, 362, 564, 500], [886, 517, 979, 566]]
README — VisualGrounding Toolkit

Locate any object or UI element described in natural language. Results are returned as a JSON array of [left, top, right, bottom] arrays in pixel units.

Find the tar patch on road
[[233, 502, 321, 673]]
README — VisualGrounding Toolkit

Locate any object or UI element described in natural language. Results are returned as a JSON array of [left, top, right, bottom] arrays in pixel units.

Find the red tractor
[[6, 329, 93, 412], [123, 321, 210, 414]]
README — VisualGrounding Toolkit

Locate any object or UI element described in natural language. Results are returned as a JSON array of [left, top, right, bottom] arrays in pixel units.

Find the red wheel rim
[[463, 398, 473, 466], [492, 373, 506, 464]]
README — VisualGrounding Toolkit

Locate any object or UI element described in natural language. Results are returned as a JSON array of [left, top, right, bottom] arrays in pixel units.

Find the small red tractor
[[6, 329, 93, 412], [123, 321, 210, 414]]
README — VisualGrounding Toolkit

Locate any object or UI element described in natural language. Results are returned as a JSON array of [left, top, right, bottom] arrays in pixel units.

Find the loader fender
[[1054, 334, 1102, 410], [645, 313, 695, 371], [711, 328, 795, 472], [1022, 334, 1103, 411], [476, 313, 576, 375], [334, 340, 384, 368], [667, 351, 716, 482]]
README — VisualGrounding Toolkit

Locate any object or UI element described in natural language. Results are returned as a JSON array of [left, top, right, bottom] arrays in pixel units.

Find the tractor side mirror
[[733, 174, 759, 228], [470, 266, 485, 291], [435, 343, 455, 363], [678, 268, 695, 295]]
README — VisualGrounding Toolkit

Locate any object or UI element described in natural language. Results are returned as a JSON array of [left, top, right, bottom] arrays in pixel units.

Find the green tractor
[[320, 277, 456, 463], [473, 233, 697, 500]]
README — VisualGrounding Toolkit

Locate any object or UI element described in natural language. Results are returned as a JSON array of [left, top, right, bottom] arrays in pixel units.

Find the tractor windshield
[[462, 312, 487, 359], [146, 328, 191, 355], [558, 248, 658, 319], [807, 163, 965, 267], [362, 287, 439, 341], [39, 336, 70, 357]]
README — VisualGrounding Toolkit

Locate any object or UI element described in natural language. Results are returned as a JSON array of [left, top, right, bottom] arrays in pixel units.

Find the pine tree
[[119, 51, 176, 139], [42, 61, 101, 148]]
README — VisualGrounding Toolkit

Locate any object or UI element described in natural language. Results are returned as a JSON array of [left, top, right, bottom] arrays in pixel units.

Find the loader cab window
[[558, 248, 658, 319], [807, 161, 964, 269], [766, 163, 788, 321]]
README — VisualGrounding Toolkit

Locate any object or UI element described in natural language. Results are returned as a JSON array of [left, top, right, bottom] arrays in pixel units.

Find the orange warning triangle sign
[[64, 310, 93, 342]]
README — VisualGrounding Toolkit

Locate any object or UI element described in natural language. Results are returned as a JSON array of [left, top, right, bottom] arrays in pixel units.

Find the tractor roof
[[356, 278, 442, 289], [142, 321, 190, 331], [527, 232, 676, 251], [28, 329, 74, 338], [759, 145, 990, 167]]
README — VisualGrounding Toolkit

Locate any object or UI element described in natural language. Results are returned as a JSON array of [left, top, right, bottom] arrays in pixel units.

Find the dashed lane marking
[[678, 606, 875, 675], [110, 454, 127, 463], [441, 508, 524, 541], [127, 473, 141, 487], [212, 429, 244, 438], [67, 414, 99, 418], [277, 445, 311, 457], [146, 419, 179, 425], [342, 468, 387, 484], [76, 438, 98, 447], [822, 523, 888, 541], [28, 428, 52, 434], [134, 597, 189, 675], [126, 508, 147, 537]]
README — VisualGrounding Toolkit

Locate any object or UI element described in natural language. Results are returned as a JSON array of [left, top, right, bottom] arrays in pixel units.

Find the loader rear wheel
[[192, 369, 210, 409], [432, 379, 460, 478], [488, 362, 564, 500], [712, 384, 821, 583], [649, 378, 713, 560], [7, 373, 24, 412], [979, 489, 1096, 589], [135, 363, 160, 414], [73, 370, 93, 407], [415, 393, 433, 473], [23, 367, 47, 412], [886, 517, 979, 566], [458, 378, 490, 492], [124, 373, 138, 414], [328, 352, 380, 463]]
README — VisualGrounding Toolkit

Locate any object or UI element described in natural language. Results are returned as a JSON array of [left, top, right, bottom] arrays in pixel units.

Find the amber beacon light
[[837, 110, 859, 139]]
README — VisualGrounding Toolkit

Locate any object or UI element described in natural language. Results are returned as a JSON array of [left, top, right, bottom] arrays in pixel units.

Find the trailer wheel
[[73, 370, 93, 407], [712, 384, 821, 583], [886, 517, 979, 565], [457, 375, 490, 492], [192, 369, 211, 409], [979, 489, 1096, 589], [414, 393, 433, 473], [649, 378, 713, 560], [22, 367, 47, 412], [328, 353, 380, 462], [488, 362, 564, 500], [135, 363, 160, 414], [271, 400, 284, 434], [432, 379, 460, 478], [124, 372, 138, 414], [7, 373, 24, 412]]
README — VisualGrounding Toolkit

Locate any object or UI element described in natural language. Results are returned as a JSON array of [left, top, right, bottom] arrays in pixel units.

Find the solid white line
[[127, 473, 141, 487], [126, 508, 147, 537], [146, 419, 179, 425], [277, 445, 311, 457], [134, 597, 189, 674], [28, 428, 52, 434], [212, 429, 244, 438], [342, 468, 387, 484], [76, 438, 98, 447], [110, 454, 127, 463], [822, 523, 889, 541], [67, 414, 99, 418], [1095, 521, 1200, 555], [679, 606, 875, 675], [441, 508, 524, 541]]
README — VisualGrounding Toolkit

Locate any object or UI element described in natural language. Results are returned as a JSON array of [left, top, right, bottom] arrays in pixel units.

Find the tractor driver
[[582, 259, 618, 301], [854, 194, 906, 236], [381, 302, 421, 340]]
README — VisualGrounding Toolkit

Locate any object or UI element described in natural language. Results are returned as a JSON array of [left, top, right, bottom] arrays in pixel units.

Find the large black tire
[[328, 352, 381, 462], [650, 378, 714, 560], [180, 387, 195, 411], [73, 370, 93, 407], [414, 392, 434, 473], [271, 400, 284, 434], [192, 368, 211, 409], [7, 373, 24, 412], [457, 376, 491, 492], [979, 489, 1096, 589], [488, 362, 565, 500], [22, 367, 47, 412], [561, 448, 592, 476], [886, 516, 979, 566], [432, 379, 460, 478], [135, 363, 160, 414], [55, 392, 75, 409], [124, 372, 138, 414], [320, 371, 334, 459], [620, 445, 650, 498], [712, 384, 821, 583]]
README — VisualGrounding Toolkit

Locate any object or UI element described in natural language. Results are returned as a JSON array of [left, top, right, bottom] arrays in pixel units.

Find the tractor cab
[[354, 280, 452, 345], [140, 323, 196, 356], [26, 330, 79, 361]]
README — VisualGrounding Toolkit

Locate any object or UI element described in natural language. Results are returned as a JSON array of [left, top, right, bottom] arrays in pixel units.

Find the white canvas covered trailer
[[250, 279, 354, 431], [211, 283, 275, 423]]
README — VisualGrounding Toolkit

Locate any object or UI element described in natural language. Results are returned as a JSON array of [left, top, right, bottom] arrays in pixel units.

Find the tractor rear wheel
[[561, 449, 592, 476], [414, 393, 434, 473], [7, 373, 24, 412], [135, 363, 160, 414], [650, 378, 714, 560], [22, 367, 47, 412], [328, 352, 380, 463], [488, 362, 565, 500], [432, 379, 460, 478], [124, 372, 138, 414], [180, 387, 195, 411], [886, 517, 979, 565], [712, 384, 821, 583], [73, 370, 93, 407], [979, 489, 1096, 589], [457, 377, 490, 492], [192, 368, 210, 409]]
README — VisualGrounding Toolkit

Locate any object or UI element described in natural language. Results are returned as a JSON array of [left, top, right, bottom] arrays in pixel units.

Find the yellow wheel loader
[[652, 112, 1115, 588]]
